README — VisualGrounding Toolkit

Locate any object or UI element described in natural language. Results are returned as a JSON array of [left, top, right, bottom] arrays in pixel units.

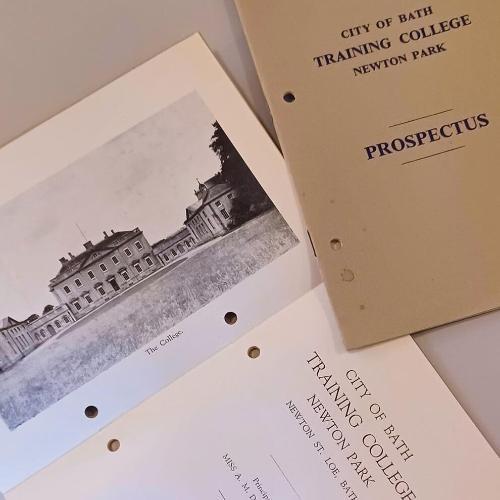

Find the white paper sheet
[[0, 34, 318, 492], [6, 285, 498, 499]]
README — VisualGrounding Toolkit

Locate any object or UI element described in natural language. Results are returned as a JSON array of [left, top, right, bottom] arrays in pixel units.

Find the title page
[[235, 1, 500, 347]]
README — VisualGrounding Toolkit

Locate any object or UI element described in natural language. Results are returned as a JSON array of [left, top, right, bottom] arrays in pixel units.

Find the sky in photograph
[[0, 92, 224, 319]]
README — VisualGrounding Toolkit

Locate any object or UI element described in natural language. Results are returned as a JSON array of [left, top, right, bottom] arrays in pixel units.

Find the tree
[[209, 122, 272, 226]]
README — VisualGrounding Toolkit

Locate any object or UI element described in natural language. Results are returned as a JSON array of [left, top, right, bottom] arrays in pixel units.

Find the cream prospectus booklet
[[234, 1, 500, 348], [5, 286, 499, 499], [0, 34, 318, 492]]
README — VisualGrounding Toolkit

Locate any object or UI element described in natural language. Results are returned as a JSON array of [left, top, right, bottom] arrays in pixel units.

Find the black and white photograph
[[0, 92, 298, 429]]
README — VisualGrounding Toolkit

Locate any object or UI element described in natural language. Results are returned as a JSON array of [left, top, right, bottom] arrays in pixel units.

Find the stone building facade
[[49, 228, 162, 320], [0, 317, 35, 371], [184, 175, 237, 244], [27, 304, 75, 343], [153, 227, 196, 266], [0, 305, 76, 372]]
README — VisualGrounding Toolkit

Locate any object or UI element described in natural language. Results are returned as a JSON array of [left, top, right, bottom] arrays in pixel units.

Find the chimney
[[59, 257, 68, 265], [83, 241, 93, 250], [68, 252, 75, 260], [111, 229, 115, 235], [103, 231, 109, 238]]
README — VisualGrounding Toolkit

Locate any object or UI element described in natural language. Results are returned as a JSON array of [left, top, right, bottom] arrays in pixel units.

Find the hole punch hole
[[247, 346, 261, 359], [107, 439, 121, 453], [224, 312, 238, 325], [330, 238, 342, 251], [84, 405, 98, 419], [341, 269, 355, 282], [283, 92, 296, 103]]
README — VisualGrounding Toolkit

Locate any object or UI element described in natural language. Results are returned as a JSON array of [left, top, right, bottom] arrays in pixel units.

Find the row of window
[[8, 325, 25, 334], [46, 316, 71, 330], [162, 238, 195, 262], [2, 332, 33, 354], [35, 315, 72, 338], [63, 245, 151, 295], [14, 333, 31, 350], [70, 258, 155, 311], [215, 200, 230, 219], [193, 220, 210, 238]]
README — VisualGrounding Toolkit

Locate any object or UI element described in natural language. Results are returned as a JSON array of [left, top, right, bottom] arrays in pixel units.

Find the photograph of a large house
[[0, 93, 298, 429], [0, 171, 242, 373]]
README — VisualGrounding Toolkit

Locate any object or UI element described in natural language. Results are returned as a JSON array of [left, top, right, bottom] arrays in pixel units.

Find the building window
[[163, 254, 169, 262], [40, 329, 46, 338], [75, 278, 82, 288], [55, 320, 61, 329], [88, 270, 96, 280], [63, 315, 70, 324], [190, 238, 195, 245], [227, 193, 233, 199], [119, 269, 130, 281], [145, 256, 154, 267], [135, 241, 143, 251], [215, 200, 222, 207], [185, 240, 191, 248], [83, 293, 93, 304], [207, 217, 215, 230], [111, 255, 119, 265], [220, 208, 230, 219], [72, 300, 82, 311], [63, 285, 71, 294], [124, 248, 132, 257], [96, 284, 106, 296], [133, 262, 143, 273], [100, 263, 108, 272], [171, 249, 177, 257]]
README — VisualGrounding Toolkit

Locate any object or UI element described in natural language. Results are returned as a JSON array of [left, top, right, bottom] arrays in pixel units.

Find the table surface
[[1, 0, 498, 454]]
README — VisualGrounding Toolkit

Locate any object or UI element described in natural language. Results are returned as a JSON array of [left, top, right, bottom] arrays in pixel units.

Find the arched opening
[[47, 324, 56, 336]]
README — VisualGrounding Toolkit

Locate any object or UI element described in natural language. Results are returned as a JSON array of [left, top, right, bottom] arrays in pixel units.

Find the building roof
[[50, 229, 141, 287], [185, 174, 232, 222], [185, 199, 204, 218], [0, 317, 18, 330], [153, 227, 191, 253]]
